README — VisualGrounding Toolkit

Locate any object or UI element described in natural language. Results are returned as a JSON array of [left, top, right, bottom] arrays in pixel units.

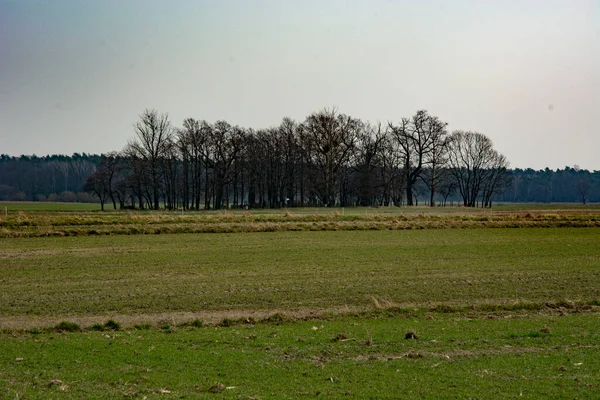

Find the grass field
[[1, 206, 599, 238], [2, 312, 599, 398], [1, 205, 599, 398]]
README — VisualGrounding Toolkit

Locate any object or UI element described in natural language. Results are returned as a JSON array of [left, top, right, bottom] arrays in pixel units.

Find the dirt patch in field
[[0, 306, 364, 330], [2, 303, 598, 331]]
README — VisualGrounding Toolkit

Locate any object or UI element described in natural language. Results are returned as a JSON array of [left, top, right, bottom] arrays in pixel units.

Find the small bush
[[89, 323, 105, 331], [191, 319, 203, 328], [104, 320, 121, 331], [405, 330, 418, 340], [134, 323, 152, 330], [54, 321, 81, 332], [220, 318, 235, 327]]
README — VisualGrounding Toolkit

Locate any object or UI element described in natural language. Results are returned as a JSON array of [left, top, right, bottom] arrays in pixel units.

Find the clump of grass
[[405, 330, 418, 340], [178, 319, 204, 328], [191, 318, 203, 327], [134, 323, 152, 331], [89, 323, 105, 332], [431, 304, 462, 313], [371, 296, 382, 309], [208, 382, 226, 393], [332, 332, 349, 342], [54, 321, 81, 332], [219, 318, 235, 327], [104, 319, 121, 331], [261, 313, 288, 325]]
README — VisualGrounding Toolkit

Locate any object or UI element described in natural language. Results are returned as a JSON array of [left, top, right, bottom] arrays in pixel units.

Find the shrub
[[220, 318, 235, 327], [191, 319, 203, 328], [104, 319, 121, 331], [54, 321, 81, 332], [89, 323, 105, 331]]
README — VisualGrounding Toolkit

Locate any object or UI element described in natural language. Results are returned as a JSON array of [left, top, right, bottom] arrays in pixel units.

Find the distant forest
[[1, 109, 598, 209]]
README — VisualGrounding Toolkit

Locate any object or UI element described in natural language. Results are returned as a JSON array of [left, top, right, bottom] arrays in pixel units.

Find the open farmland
[[1, 206, 600, 398], [1, 205, 600, 238]]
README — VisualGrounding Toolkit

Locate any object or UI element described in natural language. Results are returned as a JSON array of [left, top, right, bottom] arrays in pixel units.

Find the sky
[[0, 0, 599, 170]]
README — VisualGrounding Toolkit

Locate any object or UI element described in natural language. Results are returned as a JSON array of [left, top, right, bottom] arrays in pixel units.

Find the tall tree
[[128, 109, 173, 209], [447, 131, 510, 207], [389, 110, 448, 206], [302, 108, 360, 207]]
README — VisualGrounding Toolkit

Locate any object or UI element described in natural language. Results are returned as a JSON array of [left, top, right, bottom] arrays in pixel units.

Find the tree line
[[1, 108, 598, 209], [81, 108, 513, 210], [0, 153, 98, 203]]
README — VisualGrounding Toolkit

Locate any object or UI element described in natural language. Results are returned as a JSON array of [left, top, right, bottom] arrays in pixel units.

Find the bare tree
[[388, 110, 448, 206], [84, 166, 109, 210], [128, 109, 173, 209], [302, 108, 360, 207], [447, 131, 509, 207], [421, 119, 450, 206], [352, 122, 386, 206], [481, 152, 512, 207]]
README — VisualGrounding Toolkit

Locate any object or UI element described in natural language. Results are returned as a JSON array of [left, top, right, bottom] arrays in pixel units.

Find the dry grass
[[1, 209, 599, 237]]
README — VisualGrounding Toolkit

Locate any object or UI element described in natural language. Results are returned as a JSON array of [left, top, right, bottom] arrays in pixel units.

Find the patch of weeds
[[546, 300, 575, 309], [160, 324, 173, 333], [261, 313, 288, 325], [332, 332, 349, 342], [220, 318, 235, 327], [431, 304, 463, 313], [134, 323, 152, 331], [405, 330, 419, 340], [54, 321, 81, 332], [104, 320, 121, 331], [207, 382, 225, 393], [183, 319, 204, 328], [28, 328, 43, 335], [89, 323, 105, 332]]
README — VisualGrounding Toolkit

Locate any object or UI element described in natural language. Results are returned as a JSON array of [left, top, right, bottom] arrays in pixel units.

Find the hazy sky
[[1, 0, 599, 170]]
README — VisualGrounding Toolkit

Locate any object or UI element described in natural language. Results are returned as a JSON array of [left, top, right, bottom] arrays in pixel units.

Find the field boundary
[[2, 210, 600, 237], [2, 300, 598, 332]]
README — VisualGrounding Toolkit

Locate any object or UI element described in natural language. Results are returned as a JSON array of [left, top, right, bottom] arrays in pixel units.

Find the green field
[[1, 228, 599, 323], [1, 206, 600, 398], [2, 312, 599, 399]]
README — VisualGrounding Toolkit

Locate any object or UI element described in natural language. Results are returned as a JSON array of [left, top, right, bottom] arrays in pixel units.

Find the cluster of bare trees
[[85, 108, 511, 210]]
